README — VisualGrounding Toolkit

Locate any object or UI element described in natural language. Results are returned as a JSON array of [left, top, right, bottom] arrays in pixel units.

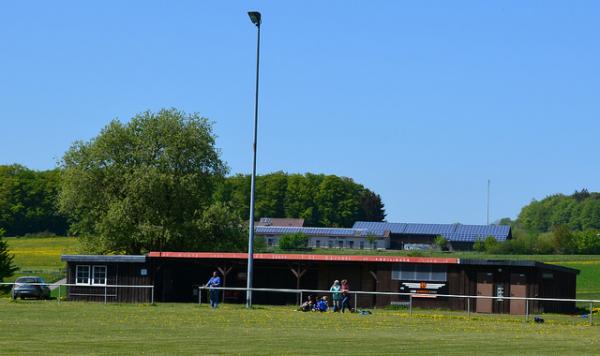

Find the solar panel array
[[352, 221, 511, 242], [254, 226, 386, 238]]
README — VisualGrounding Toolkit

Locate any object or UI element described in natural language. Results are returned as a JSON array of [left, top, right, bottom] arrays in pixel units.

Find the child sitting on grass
[[315, 296, 329, 312], [298, 295, 316, 312]]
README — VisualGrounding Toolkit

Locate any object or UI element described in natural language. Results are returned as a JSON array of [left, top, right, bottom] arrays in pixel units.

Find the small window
[[316, 240, 321, 248], [348, 241, 354, 249], [76, 265, 90, 285], [359, 241, 364, 249], [338, 240, 344, 248], [328, 240, 334, 248], [267, 238, 273, 247], [92, 265, 107, 285]]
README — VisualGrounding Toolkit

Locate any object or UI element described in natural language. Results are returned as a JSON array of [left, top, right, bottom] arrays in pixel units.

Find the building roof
[[256, 217, 305, 227], [460, 259, 579, 275], [147, 251, 458, 264], [255, 226, 388, 238], [61, 255, 146, 263], [352, 221, 511, 242], [62, 252, 578, 275]]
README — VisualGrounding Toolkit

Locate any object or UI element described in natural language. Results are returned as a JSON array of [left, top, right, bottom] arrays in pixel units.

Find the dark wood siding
[[66, 262, 152, 303], [64, 255, 578, 314]]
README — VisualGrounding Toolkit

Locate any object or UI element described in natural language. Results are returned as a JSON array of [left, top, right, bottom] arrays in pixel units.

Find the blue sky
[[1, 1, 599, 225]]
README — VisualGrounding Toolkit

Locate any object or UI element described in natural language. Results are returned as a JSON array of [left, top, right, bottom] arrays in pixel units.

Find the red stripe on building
[[147, 251, 459, 264]]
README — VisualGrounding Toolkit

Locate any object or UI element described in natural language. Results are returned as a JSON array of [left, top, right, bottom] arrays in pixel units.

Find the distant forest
[[2, 163, 600, 255], [516, 189, 600, 232], [0, 165, 384, 236], [492, 190, 600, 255]]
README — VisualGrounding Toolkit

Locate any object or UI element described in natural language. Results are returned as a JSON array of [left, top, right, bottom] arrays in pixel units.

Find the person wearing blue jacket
[[316, 296, 329, 312], [206, 271, 221, 308]]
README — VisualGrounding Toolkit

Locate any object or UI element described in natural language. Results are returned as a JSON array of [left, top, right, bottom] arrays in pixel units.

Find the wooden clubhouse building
[[62, 252, 578, 315]]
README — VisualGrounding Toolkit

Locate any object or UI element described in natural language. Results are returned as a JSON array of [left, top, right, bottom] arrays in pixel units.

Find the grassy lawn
[[5, 236, 78, 283], [0, 300, 598, 355]]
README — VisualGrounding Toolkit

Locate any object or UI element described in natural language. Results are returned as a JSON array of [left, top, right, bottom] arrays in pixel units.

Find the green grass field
[[2, 237, 600, 354], [5, 236, 78, 283], [0, 301, 598, 355]]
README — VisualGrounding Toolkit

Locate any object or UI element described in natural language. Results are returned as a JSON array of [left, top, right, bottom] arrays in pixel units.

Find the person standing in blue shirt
[[206, 271, 221, 308]]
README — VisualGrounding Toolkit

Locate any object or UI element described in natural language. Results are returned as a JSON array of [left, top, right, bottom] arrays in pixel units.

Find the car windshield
[[16, 277, 40, 284]]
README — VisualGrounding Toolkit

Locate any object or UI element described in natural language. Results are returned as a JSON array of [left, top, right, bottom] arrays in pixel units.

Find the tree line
[[517, 189, 600, 232], [487, 190, 600, 255], [0, 109, 385, 254], [0, 165, 68, 236], [214, 172, 385, 228], [0, 170, 384, 242]]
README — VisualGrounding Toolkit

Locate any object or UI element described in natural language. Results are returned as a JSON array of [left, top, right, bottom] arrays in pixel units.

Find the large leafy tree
[[0, 229, 18, 282], [58, 109, 228, 254]]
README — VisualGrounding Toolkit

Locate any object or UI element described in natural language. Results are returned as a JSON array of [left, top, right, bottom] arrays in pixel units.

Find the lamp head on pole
[[248, 11, 261, 27]]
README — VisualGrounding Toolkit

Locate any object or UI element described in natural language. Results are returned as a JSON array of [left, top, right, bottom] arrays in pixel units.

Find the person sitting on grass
[[315, 296, 329, 312], [298, 295, 316, 312]]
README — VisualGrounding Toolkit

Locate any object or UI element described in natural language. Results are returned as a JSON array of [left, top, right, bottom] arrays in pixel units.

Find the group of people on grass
[[298, 279, 353, 313], [205, 270, 354, 313]]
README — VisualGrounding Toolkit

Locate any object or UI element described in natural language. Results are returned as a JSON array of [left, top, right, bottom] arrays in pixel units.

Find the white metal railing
[[199, 286, 599, 325], [0, 282, 154, 304], [2, 281, 596, 324]]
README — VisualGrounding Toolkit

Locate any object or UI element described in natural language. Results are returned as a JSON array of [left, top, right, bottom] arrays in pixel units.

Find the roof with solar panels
[[253, 217, 510, 242], [352, 221, 511, 242]]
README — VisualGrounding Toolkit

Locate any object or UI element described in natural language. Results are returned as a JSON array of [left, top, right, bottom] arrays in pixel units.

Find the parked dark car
[[11, 276, 51, 300]]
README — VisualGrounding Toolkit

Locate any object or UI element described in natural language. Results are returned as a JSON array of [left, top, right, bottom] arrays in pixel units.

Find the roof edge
[[148, 251, 459, 264], [460, 259, 580, 274], [61, 255, 146, 263]]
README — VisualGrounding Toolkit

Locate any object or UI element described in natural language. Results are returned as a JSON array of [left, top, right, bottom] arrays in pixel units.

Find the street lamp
[[246, 10, 261, 309]]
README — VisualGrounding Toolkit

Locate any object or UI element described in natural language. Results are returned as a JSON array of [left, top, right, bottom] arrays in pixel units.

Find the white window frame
[[392, 264, 447, 282], [75, 265, 90, 285], [92, 265, 107, 286]]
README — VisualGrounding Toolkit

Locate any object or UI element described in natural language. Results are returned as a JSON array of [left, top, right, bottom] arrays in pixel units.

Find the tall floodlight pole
[[246, 11, 261, 309]]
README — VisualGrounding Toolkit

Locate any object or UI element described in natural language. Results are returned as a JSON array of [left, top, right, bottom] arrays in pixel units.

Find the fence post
[[590, 303, 593, 326], [104, 286, 107, 304], [58, 284, 61, 304], [467, 297, 470, 318], [409, 295, 413, 316], [151, 286, 154, 305], [300, 291, 303, 306], [525, 298, 529, 322], [354, 293, 358, 310], [198, 287, 202, 305]]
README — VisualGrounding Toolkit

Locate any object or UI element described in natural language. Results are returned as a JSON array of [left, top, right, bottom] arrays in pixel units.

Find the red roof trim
[[147, 252, 458, 264]]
